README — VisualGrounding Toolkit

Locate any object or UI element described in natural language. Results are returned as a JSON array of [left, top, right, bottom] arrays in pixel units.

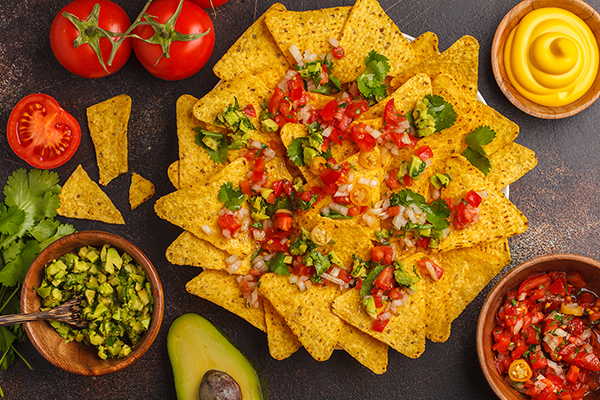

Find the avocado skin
[[167, 313, 268, 400]]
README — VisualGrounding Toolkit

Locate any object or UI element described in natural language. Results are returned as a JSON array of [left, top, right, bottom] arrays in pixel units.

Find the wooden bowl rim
[[20, 230, 164, 376], [476, 253, 600, 399], [491, 0, 600, 119]]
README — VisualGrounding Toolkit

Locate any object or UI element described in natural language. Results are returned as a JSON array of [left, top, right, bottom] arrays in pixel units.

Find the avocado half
[[167, 313, 268, 400]]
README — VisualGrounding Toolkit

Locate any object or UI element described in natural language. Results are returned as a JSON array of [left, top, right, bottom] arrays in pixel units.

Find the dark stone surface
[[1, 0, 600, 399]]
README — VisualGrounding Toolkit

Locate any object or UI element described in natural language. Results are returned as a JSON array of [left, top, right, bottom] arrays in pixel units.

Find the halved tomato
[[7, 94, 81, 169]]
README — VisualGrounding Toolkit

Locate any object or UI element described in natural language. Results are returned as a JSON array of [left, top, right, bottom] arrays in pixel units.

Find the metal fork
[[0, 296, 87, 328]]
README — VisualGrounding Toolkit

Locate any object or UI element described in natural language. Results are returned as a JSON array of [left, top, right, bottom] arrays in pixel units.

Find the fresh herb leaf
[[305, 250, 330, 277], [218, 182, 246, 211], [322, 210, 353, 219], [393, 262, 420, 291], [425, 94, 456, 132], [359, 264, 387, 299], [268, 252, 289, 276], [389, 189, 450, 230], [462, 125, 496, 175], [194, 127, 229, 164], [287, 138, 305, 167], [356, 51, 390, 103]]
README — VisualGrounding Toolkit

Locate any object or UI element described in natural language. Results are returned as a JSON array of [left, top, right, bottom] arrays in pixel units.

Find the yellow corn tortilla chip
[[337, 322, 388, 374], [263, 299, 302, 360], [167, 161, 180, 190], [166, 231, 252, 275], [186, 270, 266, 332], [358, 73, 432, 120], [154, 158, 257, 257], [58, 165, 124, 224], [410, 31, 439, 64], [177, 94, 225, 189], [258, 273, 343, 361], [422, 239, 511, 342], [213, 3, 290, 89], [332, 277, 427, 359], [472, 100, 520, 155], [436, 155, 528, 253], [129, 173, 155, 210], [192, 74, 271, 135], [487, 142, 538, 190], [334, 0, 417, 83], [86, 94, 131, 186], [265, 6, 351, 64], [390, 35, 480, 101]]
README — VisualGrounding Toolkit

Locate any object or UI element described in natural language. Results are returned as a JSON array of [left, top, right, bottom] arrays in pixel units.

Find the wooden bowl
[[21, 231, 164, 376], [491, 0, 600, 119], [476, 253, 600, 399]]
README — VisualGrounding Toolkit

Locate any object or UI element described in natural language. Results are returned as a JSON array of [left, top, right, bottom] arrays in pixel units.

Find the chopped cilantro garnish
[[218, 182, 246, 211], [462, 125, 497, 176], [356, 51, 390, 104], [194, 127, 229, 164], [389, 189, 450, 230], [322, 210, 353, 219], [268, 252, 289, 276], [393, 262, 420, 291], [305, 250, 330, 277]]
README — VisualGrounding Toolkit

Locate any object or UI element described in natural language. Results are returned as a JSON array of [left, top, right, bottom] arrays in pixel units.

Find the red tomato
[[372, 246, 394, 265], [372, 317, 389, 332], [386, 168, 401, 189], [567, 272, 588, 288], [416, 145, 433, 161], [7, 94, 81, 169], [519, 273, 552, 295], [320, 100, 339, 121], [332, 46, 345, 59], [189, 0, 230, 8], [373, 265, 394, 291], [320, 168, 342, 185], [50, 0, 132, 78], [464, 190, 482, 208], [273, 214, 293, 231], [132, 0, 215, 80]]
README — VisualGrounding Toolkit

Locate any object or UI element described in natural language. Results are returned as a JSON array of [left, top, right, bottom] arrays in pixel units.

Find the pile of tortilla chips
[[155, 0, 537, 374]]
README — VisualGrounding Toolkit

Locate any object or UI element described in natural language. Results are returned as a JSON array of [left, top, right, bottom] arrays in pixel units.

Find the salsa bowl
[[476, 253, 600, 399], [21, 231, 164, 376]]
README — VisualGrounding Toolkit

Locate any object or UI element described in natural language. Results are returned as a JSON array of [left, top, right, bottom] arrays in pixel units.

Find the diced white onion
[[363, 214, 375, 227], [322, 273, 345, 286], [250, 139, 262, 149], [226, 260, 242, 274], [328, 36, 339, 47], [365, 125, 382, 139], [289, 44, 302, 63], [264, 148, 276, 160], [477, 190, 488, 199], [225, 254, 240, 265], [201, 225, 213, 235], [321, 206, 331, 215], [289, 275, 299, 284], [322, 126, 333, 137], [253, 230, 266, 241]]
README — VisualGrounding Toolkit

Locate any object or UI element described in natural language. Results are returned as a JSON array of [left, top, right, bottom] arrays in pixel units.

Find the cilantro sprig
[[389, 189, 450, 231], [356, 51, 390, 104], [462, 125, 497, 175], [219, 182, 246, 211], [0, 169, 75, 387]]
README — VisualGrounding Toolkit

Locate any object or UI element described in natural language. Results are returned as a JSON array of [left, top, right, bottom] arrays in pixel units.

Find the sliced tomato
[[7, 93, 81, 169], [567, 272, 587, 288], [372, 316, 389, 332], [273, 213, 293, 231], [465, 190, 482, 208], [349, 184, 371, 206], [372, 246, 394, 265], [320, 99, 339, 121], [243, 104, 257, 118], [519, 273, 552, 295], [373, 265, 394, 291]]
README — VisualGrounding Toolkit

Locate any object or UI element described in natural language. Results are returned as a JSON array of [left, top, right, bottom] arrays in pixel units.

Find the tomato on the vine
[[189, 0, 230, 8], [132, 0, 215, 80], [50, 0, 132, 78], [7, 94, 81, 169]]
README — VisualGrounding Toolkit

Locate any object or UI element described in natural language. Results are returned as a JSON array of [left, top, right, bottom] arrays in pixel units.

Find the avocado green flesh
[[167, 313, 267, 400]]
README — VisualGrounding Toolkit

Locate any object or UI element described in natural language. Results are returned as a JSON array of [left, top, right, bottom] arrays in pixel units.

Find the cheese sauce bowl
[[492, 0, 600, 119], [21, 231, 164, 376]]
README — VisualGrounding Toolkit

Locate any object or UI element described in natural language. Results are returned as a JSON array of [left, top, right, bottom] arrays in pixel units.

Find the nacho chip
[[423, 239, 511, 342], [409, 31, 439, 64], [154, 158, 257, 257], [487, 142, 538, 190], [334, 0, 416, 83], [86, 94, 131, 186], [390, 35, 480, 102], [129, 173, 155, 210], [358, 73, 432, 121], [58, 165, 124, 224], [166, 231, 252, 275], [186, 269, 266, 332], [436, 155, 528, 252], [472, 100, 520, 155], [337, 322, 388, 374], [177, 94, 226, 189], [192, 74, 271, 135], [258, 273, 343, 361], [167, 161, 180, 190], [213, 3, 290, 89], [332, 280, 427, 359], [265, 6, 351, 64], [263, 299, 302, 360]]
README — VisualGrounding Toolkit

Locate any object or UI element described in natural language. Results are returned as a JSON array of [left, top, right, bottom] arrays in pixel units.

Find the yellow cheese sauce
[[504, 7, 599, 107]]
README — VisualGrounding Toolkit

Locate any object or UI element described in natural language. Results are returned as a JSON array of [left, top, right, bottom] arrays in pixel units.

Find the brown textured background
[[1, 0, 600, 399]]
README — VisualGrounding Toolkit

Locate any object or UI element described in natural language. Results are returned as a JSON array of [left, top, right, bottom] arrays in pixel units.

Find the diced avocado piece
[[260, 188, 273, 200], [92, 303, 108, 319], [37, 284, 52, 298], [85, 289, 96, 305], [303, 147, 318, 166], [408, 155, 426, 179], [168, 314, 268, 400], [138, 289, 150, 306], [261, 118, 279, 132], [362, 296, 377, 317], [328, 251, 343, 266], [98, 282, 114, 297], [105, 247, 123, 273], [86, 249, 99, 264], [429, 173, 452, 189], [72, 258, 90, 273], [62, 253, 77, 268]]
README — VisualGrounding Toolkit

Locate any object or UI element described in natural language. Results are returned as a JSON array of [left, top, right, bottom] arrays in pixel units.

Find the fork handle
[[0, 311, 55, 327]]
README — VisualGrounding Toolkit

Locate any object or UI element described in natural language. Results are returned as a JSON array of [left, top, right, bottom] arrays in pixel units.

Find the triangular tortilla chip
[[167, 161, 180, 190], [177, 94, 226, 189], [258, 273, 343, 361], [409, 31, 439, 64], [186, 269, 266, 332], [334, 0, 417, 83], [58, 165, 124, 224], [129, 173, 155, 210], [487, 142, 538, 190], [263, 299, 302, 360], [390, 35, 480, 101], [265, 6, 351, 64], [86, 94, 131, 186], [166, 231, 252, 275], [213, 3, 290, 89], [337, 322, 388, 374]]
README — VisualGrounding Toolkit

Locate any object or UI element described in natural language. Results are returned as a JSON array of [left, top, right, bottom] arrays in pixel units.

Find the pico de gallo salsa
[[492, 271, 600, 399]]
